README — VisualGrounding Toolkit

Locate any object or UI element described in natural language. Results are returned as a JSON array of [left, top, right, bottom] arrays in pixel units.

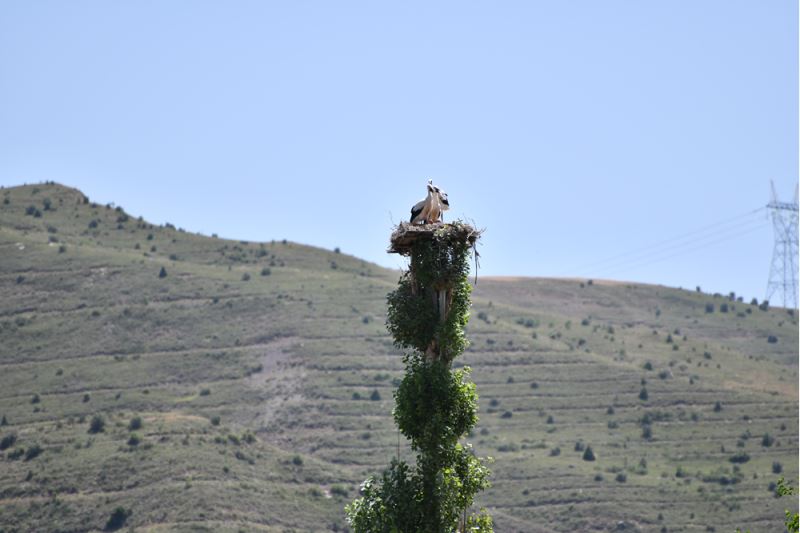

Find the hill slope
[[0, 183, 797, 532]]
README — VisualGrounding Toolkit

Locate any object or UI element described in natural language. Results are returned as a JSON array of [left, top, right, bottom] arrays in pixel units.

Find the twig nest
[[388, 221, 481, 256]]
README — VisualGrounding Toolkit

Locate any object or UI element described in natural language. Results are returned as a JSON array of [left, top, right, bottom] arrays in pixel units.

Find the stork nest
[[388, 221, 482, 256]]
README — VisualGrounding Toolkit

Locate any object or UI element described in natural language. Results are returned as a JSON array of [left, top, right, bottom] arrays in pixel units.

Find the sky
[[0, 1, 797, 304]]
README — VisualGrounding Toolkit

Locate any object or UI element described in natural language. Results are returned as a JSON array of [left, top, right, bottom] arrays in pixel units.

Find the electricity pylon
[[765, 181, 799, 309]]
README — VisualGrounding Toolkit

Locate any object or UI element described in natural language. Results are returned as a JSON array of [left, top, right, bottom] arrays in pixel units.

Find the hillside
[[0, 183, 797, 532]]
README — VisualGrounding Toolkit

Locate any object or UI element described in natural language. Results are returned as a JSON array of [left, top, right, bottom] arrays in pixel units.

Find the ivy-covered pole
[[346, 221, 493, 533]]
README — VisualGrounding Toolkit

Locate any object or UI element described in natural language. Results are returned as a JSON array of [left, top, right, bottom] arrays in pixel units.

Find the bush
[[759, 300, 769, 311], [582, 446, 596, 461], [639, 388, 649, 401], [705, 303, 714, 313], [642, 426, 653, 440], [616, 473, 627, 483], [292, 454, 303, 466], [720, 303, 729, 313], [127, 433, 141, 446], [352, 392, 362, 400], [762, 433, 775, 447], [643, 361, 653, 371], [773, 461, 783, 474], [88, 415, 106, 434], [104, 507, 131, 531], [260, 267, 271, 276], [574, 441, 584, 452], [501, 411, 513, 419], [767, 335, 778, 344], [0, 433, 17, 450], [729, 452, 750, 464], [210, 416, 221, 426], [549, 447, 561, 456], [370, 389, 381, 401], [199, 388, 211, 396], [241, 272, 251, 281], [31, 394, 40, 404], [24, 444, 42, 461], [158, 266, 167, 278], [714, 401, 722, 412], [331, 485, 349, 498]]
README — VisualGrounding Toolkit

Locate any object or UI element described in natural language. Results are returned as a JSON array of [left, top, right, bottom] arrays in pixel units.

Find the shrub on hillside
[[639, 387, 649, 401], [767, 335, 778, 344], [582, 446, 596, 461], [88, 415, 105, 434], [104, 507, 131, 531], [158, 266, 167, 278], [0, 433, 17, 450], [129, 416, 142, 431], [705, 303, 714, 313], [24, 444, 42, 461], [729, 452, 750, 464]]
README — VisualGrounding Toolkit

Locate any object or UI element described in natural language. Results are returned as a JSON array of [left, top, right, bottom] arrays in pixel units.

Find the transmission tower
[[765, 181, 799, 309]]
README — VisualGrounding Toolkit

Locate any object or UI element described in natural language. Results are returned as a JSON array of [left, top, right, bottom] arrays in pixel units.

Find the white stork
[[410, 179, 449, 224]]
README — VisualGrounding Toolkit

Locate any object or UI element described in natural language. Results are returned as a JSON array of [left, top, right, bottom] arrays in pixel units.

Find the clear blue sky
[[1, 1, 797, 303]]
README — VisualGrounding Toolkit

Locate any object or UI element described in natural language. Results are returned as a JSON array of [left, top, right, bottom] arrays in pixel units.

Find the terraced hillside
[[0, 183, 797, 532]]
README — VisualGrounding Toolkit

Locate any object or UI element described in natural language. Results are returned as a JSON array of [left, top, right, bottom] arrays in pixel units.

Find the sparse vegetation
[[0, 183, 795, 532]]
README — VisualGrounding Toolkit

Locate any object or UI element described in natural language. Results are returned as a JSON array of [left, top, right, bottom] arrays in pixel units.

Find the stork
[[433, 184, 449, 221], [410, 179, 449, 224]]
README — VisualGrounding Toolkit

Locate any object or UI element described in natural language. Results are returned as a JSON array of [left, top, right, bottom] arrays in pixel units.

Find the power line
[[588, 216, 768, 277], [574, 206, 766, 276], [596, 221, 770, 279]]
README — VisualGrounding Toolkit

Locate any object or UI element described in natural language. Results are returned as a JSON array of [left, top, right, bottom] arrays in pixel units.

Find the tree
[[347, 222, 492, 532], [88, 415, 105, 434], [104, 507, 131, 531], [582, 446, 596, 461], [776, 478, 798, 533]]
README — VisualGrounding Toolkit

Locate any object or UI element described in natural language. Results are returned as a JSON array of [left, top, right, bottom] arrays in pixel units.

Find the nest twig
[[388, 221, 481, 256]]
